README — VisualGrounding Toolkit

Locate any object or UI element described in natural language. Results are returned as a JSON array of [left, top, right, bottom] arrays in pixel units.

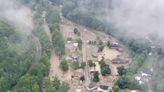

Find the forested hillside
[[61, 0, 114, 35], [0, 21, 36, 92], [11, 0, 65, 92], [0, 0, 53, 91]]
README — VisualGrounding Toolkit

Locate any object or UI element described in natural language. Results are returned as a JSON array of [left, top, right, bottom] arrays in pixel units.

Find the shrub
[[60, 60, 69, 72]]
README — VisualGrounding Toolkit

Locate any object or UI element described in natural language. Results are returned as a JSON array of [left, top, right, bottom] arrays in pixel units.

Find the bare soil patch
[[98, 47, 121, 61]]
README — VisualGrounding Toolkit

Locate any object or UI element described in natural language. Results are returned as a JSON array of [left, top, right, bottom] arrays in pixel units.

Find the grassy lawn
[[138, 55, 155, 72]]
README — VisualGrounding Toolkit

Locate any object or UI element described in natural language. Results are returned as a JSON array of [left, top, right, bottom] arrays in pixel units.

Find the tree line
[[46, 6, 65, 57]]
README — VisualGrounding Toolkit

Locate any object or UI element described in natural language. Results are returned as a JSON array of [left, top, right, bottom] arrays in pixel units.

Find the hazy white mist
[[0, 0, 33, 35], [110, 0, 164, 44]]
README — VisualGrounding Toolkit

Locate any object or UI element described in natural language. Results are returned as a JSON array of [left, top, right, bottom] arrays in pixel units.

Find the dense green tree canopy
[[0, 21, 36, 92]]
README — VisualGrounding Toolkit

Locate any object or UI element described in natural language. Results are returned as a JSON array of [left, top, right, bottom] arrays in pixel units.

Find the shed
[[109, 42, 120, 48], [72, 53, 79, 62], [141, 69, 152, 77], [111, 55, 129, 64], [74, 43, 79, 47], [109, 42, 123, 52], [86, 82, 97, 91], [97, 85, 109, 92], [76, 88, 81, 92]]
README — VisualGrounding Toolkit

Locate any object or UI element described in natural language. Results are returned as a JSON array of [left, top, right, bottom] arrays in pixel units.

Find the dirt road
[[27, 10, 42, 72], [28, 34, 42, 72]]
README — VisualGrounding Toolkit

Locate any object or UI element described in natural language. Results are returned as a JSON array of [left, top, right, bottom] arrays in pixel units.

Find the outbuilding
[[86, 82, 97, 91], [97, 85, 109, 92]]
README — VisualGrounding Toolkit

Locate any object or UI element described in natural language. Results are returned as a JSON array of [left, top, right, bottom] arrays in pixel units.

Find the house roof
[[99, 85, 109, 90], [143, 69, 152, 75], [135, 76, 141, 81], [109, 44, 119, 48], [87, 82, 96, 89], [111, 55, 129, 64], [76, 88, 81, 92], [73, 43, 78, 47]]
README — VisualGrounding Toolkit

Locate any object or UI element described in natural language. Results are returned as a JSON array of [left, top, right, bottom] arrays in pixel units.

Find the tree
[[98, 38, 103, 46], [80, 75, 85, 81], [113, 85, 120, 92], [52, 77, 61, 90], [116, 76, 140, 89], [45, 86, 57, 92], [0, 21, 37, 92], [107, 40, 111, 46], [101, 66, 108, 76], [88, 60, 93, 67], [74, 28, 78, 34], [46, 7, 65, 57], [44, 77, 61, 92], [76, 38, 82, 50], [44, 78, 57, 92], [52, 31, 65, 56], [80, 62, 86, 69], [99, 59, 106, 67], [30, 53, 50, 77], [58, 82, 70, 92], [17, 74, 40, 92], [93, 72, 99, 82], [88, 60, 96, 67], [71, 61, 80, 70], [99, 59, 111, 76], [93, 63, 96, 68], [117, 66, 127, 76], [98, 45, 105, 52], [60, 60, 69, 72]]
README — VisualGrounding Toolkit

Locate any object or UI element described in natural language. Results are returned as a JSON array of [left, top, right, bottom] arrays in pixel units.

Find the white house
[[76, 88, 81, 92]]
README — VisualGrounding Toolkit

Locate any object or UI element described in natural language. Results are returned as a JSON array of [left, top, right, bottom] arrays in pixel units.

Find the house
[[76, 88, 81, 92], [90, 67, 99, 74], [141, 69, 152, 77], [66, 37, 72, 43], [90, 71, 99, 80], [72, 53, 79, 62], [108, 42, 123, 52], [131, 90, 141, 92], [76, 86, 82, 92], [131, 90, 137, 92], [135, 76, 144, 84], [73, 42, 79, 47], [148, 52, 153, 56], [108, 42, 120, 49], [111, 55, 129, 64], [135, 76, 141, 81], [86, 82, 97, 91], [89, 62, 101, 77], [135, 69, 153, 84], [97, 85, 109, 92]]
